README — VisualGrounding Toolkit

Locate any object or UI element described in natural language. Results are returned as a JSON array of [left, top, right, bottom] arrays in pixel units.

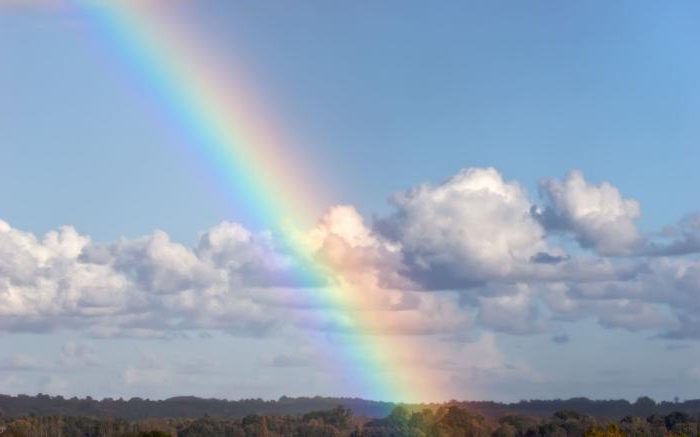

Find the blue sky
[[1, 0, 700, 402]]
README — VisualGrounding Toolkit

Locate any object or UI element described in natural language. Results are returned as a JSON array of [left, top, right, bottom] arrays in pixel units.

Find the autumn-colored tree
[[585, 423, 624, 437]]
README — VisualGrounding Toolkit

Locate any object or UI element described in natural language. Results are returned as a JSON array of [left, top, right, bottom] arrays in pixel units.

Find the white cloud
[[536, 170, 642, 255], [378, 167, 550, 288], [477, 284, 549, 335], [0, 208, 466, 338], [645, 214, 700, 256], [0, 167, 699, 341]]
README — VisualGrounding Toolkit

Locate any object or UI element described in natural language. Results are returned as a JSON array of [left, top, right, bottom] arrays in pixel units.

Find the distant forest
[[1, 394, 699, 420], [1, 395, 700, 436]]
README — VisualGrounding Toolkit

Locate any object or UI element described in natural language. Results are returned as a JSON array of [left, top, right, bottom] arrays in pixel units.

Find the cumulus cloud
[[535, 170, 642, 255], [476, 284, 549, 335], [195, 222, 308, 288], [645, 214, 700, 256], [0, 207, 468, 338], [377, 168, 551, 289], [0, 167, 699, 340]]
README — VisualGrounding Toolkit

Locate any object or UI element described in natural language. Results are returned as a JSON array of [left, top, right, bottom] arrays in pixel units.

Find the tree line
[[1, 395, 698, 421], [2, 404, 700, 436]]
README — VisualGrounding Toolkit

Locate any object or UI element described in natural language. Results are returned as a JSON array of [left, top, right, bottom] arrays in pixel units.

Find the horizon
[[1, 0, 699, 404], [0, 393, 694, 405]]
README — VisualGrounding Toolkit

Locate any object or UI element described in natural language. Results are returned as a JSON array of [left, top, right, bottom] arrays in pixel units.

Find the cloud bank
[[1, 168, 699, 340]]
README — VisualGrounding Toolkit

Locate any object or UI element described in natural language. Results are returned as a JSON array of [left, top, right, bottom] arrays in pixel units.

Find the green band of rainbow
[[71, 0, 435, 402]]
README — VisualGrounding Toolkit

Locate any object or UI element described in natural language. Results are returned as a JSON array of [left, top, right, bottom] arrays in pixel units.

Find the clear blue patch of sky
[[1, 1, 698, 240]]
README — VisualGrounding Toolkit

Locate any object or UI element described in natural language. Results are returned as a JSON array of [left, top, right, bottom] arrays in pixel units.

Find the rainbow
[[70, 0, 438, 402]]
